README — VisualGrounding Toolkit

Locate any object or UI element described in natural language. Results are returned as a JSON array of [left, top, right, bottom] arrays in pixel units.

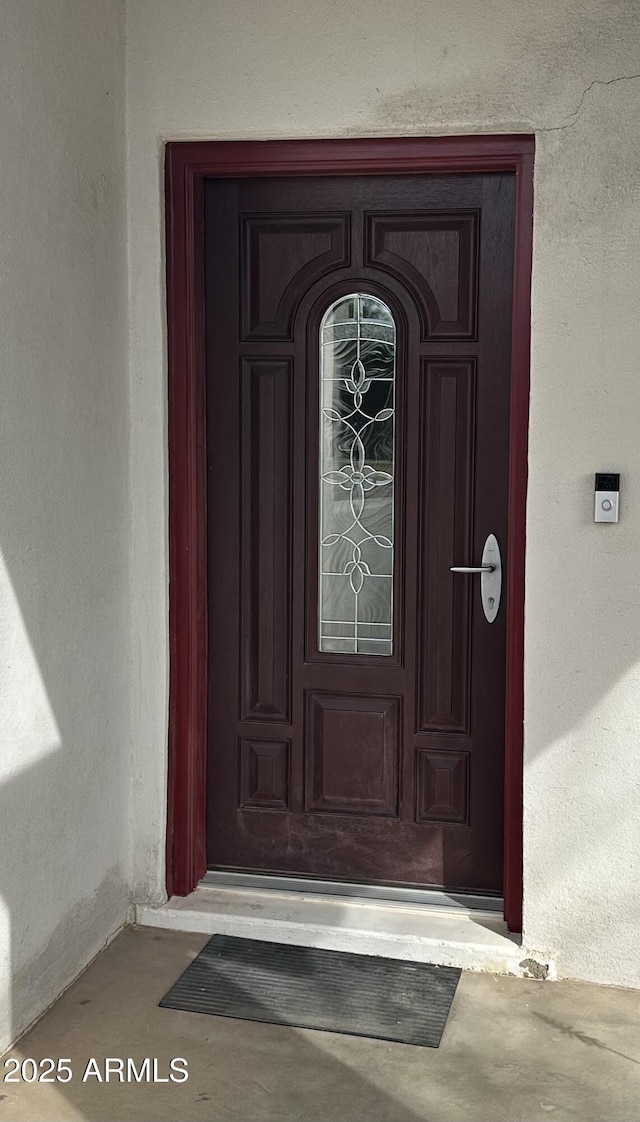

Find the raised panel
[[305, 693, 400, 816], [366, 213, 478, 339], [242, 214, 350, 340], [240, 360, 292, 722], [416, 750, 469, 824], [240, 739, 290, 810], [417, 361, 475, 733]]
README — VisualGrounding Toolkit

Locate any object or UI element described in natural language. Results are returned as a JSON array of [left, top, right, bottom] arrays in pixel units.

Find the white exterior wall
[[126, 0, 640, 986], [0, 2, 129, 1049]]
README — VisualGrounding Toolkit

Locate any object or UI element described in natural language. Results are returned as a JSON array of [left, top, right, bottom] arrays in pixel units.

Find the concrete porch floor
[[1, 928, 639, 1122]]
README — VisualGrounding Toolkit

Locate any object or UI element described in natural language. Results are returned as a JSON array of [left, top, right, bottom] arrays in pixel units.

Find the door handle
[[449, 564, 495, 573], [450, 533, 502, 623]]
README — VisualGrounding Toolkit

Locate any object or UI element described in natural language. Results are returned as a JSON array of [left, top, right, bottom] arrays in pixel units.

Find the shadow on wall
[[0, 0, 131, 1060], [0, 549, 129, 1055]]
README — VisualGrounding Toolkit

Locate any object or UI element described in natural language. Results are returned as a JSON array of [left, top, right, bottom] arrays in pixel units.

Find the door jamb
[[164, 135, 534, 932]]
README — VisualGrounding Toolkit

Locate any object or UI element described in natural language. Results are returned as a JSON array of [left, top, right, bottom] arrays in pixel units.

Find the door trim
[[165, 135, 534, 932]]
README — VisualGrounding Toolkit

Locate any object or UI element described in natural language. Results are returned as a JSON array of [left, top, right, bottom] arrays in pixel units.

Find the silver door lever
[[449, 534, 502, 622], [449, 564, 495, 573]]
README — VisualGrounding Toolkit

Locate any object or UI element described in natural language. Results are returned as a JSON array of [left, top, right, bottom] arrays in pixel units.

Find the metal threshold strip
[[202, 870, 503, 914]]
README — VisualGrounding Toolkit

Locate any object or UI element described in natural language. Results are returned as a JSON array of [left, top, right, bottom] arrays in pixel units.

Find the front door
[[205, 172, 514, 895]]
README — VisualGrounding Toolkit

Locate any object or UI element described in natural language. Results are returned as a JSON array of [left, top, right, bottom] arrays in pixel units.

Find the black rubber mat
[[160, 934, 461, 1047]]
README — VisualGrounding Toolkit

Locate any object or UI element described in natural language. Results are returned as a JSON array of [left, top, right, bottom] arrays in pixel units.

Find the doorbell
[[594, 472, 620, 523]]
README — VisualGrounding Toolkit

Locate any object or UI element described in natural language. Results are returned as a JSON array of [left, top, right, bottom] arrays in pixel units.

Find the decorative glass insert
[[318, 294, 396, 655]]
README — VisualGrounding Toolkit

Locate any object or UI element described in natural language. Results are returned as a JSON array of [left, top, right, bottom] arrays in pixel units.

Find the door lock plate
[[481, 534, 502, 623]]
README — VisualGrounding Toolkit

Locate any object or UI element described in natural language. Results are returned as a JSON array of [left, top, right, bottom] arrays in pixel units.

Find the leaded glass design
[[318, 294, 396, 655]]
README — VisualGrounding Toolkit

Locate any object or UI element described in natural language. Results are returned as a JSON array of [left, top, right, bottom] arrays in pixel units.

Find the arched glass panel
[[318, 293, 396, 655]]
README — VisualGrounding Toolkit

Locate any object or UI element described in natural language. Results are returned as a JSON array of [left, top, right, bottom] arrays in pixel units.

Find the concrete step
[[136, 885, 538, 976]]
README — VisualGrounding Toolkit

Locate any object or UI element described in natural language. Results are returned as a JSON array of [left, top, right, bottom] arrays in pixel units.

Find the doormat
[[159, 934, 461, 1047]]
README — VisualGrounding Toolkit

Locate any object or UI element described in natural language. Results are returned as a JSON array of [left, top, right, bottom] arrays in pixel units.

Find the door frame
[[164, 135, 534, 932]]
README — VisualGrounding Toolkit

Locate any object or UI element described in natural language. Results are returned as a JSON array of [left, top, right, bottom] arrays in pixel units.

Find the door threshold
[[202, 870, 503, 914], [135, 883, 539, 977]]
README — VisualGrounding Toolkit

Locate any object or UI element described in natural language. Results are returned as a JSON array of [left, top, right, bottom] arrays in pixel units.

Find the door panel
[[417, 359, 475, 733], [305, 692, 401, 817], [241, 213, 350, 340], [239, 738, 290, 811], [240, 357, 293, 723], [205, 173, 515, 894], [365, 212, 478, 337]]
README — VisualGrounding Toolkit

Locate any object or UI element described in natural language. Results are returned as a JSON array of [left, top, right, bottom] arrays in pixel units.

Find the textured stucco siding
[[0, 0, 129, 1050]]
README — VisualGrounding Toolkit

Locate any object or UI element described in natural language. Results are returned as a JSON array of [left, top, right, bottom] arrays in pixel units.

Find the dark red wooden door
[[205, 172, 514, 895]]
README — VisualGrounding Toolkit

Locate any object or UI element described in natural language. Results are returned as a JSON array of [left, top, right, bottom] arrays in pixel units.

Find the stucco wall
[[0, 1, 129, 1049], [126, 0, 640, 986]]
